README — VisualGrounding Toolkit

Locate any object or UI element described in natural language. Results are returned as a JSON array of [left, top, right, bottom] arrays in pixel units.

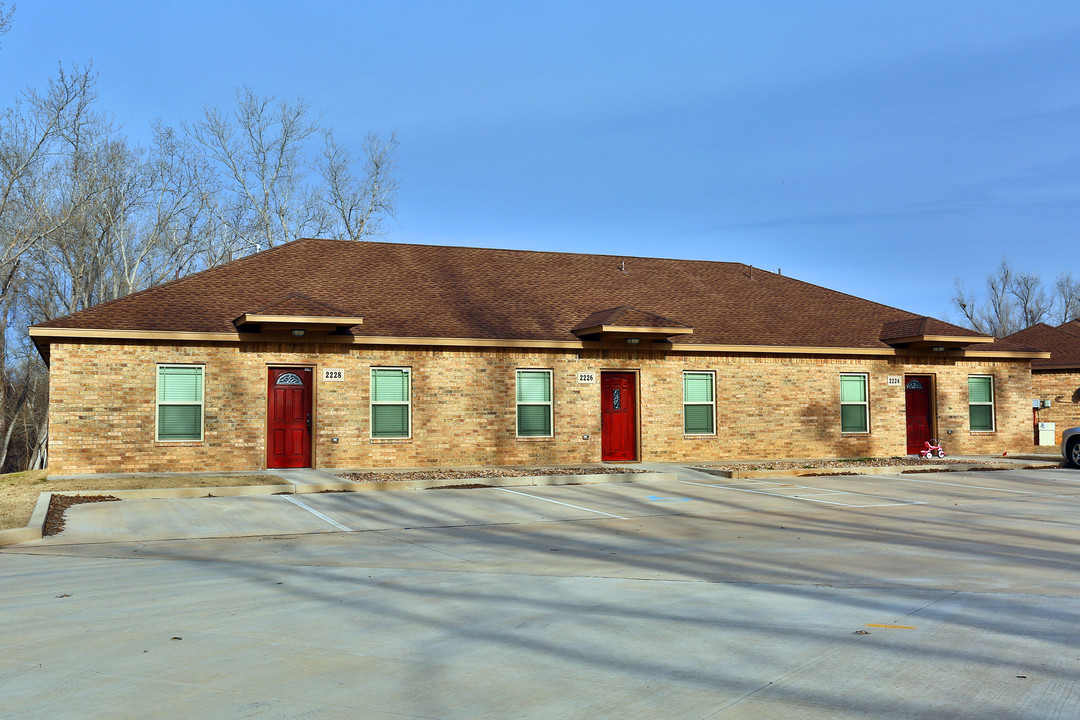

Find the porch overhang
[[233, 313, 364, 336], [879, 316, 994, 351], [881, 334, 994, 350], [570, 305, 694, 342], [570, 323, 695, 341]]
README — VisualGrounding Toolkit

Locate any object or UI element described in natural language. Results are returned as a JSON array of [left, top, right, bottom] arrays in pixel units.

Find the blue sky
[[3, 1, 1079, 320]]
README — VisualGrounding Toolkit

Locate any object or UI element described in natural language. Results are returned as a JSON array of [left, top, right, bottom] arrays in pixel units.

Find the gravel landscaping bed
[[340, 467, 649, 483], [694, 457, 1004, 472], [44, 494, 121, 536]]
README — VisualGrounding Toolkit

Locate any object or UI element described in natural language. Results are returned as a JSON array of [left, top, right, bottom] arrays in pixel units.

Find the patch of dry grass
[[0, 472, 288, 531]]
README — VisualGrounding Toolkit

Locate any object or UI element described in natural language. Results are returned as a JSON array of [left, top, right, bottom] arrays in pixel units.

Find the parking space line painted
[[495, 488, 628, 519], [679, 480, 925, 508], [680, 480, 862, 506], [882, 474, 1075, 498], [281, 495, 354, 532], [723, 481, 785, 487]]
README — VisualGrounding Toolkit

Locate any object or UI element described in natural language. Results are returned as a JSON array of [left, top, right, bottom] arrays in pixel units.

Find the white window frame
[[370, 367, 412, 439], [968, 374, 996, 432], [839, 372, 869, 434], [155, 363, 205, 442], [682, 371, 716, 436], [516, 368, 554, 438]]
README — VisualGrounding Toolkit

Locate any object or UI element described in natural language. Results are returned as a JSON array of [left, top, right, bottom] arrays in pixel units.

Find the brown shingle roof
[[247, 293, 353, 318], [1058, 319, 1080, 337], [27, 238, 1019, 351], [1004, 323, 1080, 368]]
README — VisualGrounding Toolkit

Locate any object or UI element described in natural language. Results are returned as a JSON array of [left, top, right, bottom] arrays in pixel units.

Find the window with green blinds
[[371, 368, 410, 438], [157, 365, 203, 441], [683, 372, 715, 435], [839, 373, 868, 433], [968, 375, 994, 431], [516, 370, 552, 437]]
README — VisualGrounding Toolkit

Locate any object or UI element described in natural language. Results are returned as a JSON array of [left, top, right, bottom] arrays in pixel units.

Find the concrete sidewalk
[[1, 465, 674, 546], [6, 456, 1063, 547]]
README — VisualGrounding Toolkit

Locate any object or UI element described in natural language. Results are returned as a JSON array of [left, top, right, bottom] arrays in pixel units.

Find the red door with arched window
[[905, 375, 933, 455], [267, 367, 312, 468]]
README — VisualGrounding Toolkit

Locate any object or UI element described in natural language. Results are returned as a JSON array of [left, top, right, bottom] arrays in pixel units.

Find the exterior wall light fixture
[[625, 338, 640, 345], [291, 329, 306, 338], [930, 346, 946, 352]]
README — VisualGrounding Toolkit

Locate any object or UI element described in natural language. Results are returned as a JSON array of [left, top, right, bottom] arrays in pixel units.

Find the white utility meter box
[[1038, 422, 1056, 446]]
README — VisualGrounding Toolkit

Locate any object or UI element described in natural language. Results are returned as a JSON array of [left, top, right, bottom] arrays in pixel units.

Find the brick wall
[[1032, 370, 1080, 446], [47, 339, 1034, 474]]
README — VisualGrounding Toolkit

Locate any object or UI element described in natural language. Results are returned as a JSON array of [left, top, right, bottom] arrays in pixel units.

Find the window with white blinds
[[156, 365, 204, 441], [516, 369, 552, 437], [371, 368, 411, 438], [968, 375, 995, 432], [683, 371, 715, 435], [840, 373, 869, 433]]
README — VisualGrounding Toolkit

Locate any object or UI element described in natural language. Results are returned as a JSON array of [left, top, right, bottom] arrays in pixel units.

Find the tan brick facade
[[47, 339, 1035, 474], [1032, 371, 1080, 446]]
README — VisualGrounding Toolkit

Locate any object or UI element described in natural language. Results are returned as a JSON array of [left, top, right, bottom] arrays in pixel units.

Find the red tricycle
[[919, 439, 945, 460]]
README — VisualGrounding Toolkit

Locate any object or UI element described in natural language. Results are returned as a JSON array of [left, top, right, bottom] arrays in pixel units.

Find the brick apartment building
[[30, 238, 1046, 474], [1004, 322, 1080, 447]]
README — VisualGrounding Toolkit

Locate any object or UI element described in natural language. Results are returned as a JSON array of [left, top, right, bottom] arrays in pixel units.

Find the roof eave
[[960, 349, 1050, 359], [26, 327, 1047, 359]]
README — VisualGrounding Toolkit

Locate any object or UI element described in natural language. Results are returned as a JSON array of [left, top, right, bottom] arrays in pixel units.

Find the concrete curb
[[694, 462, 1062, 480], [0, 492, 53, 545], [0, 472, 673, 547], [340, 471, 671, 493]]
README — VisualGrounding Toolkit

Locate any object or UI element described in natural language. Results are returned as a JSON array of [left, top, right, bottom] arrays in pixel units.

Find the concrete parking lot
[[2, 466, 1080, 719]]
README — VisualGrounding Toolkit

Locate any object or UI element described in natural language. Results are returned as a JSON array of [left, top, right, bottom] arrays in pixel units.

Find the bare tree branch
[[951, 279, 987, 334], [0, 3, 13, 52]]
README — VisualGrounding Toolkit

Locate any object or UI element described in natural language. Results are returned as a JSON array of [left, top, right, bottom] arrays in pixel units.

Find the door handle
[[306, 414, 311, 431]]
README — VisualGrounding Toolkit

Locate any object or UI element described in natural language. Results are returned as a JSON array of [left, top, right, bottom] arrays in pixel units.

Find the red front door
[[601, 372, 636, 461], [905, 376, 933, 455], [268, 367, 313, 468]]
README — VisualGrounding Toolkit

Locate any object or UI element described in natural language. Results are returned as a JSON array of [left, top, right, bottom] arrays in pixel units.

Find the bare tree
[[0, 66, 96, 304], [0, 64, 97, 471], [0, 38, 399, 471], [319, 130, 398, 240], [952, 258, 1073, 337], [105, 123, 213, 295], [1010, 269, 1051, 329], [953, 259, 1018, 337], [1052, 272, 1080, 325], [188, 87, 398, 254], [187, 87, 330, 254]]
